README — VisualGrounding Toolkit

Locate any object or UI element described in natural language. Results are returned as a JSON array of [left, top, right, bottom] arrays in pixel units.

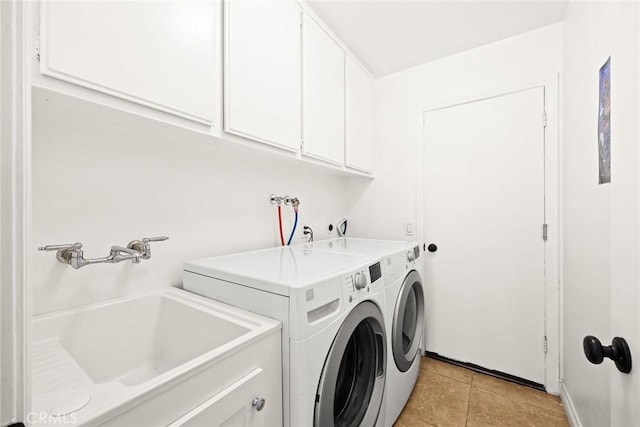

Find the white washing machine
[[383, 245, 425, 426], [183, 245, 388, 427]]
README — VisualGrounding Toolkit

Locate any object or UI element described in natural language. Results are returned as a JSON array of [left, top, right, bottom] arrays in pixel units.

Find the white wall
[[562, 2, 639, 426], [31, 90, 349, 315], [346, 23, 563, 241]]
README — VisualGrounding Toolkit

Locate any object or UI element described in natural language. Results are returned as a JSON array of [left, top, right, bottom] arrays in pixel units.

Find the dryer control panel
[[342, 261, 383, 305], [384, 247, 419, 286], [405, 246, 420, 264]]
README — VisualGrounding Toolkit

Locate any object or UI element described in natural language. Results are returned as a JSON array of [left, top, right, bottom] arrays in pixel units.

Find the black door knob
[[427, 244, 438, 253], [583, 335, 632, 373]]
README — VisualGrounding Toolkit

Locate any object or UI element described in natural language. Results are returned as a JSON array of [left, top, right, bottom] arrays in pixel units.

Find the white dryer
[[383, 245, 425, 426], [183, 245, 388, 427]]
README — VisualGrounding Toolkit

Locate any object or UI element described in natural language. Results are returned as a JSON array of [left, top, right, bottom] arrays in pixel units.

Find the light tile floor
[[394, 357, 569, 427]]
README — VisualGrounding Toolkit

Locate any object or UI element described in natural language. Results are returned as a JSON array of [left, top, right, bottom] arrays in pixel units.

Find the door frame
[[1, 0, 32, 424], [416, 75, 560, 394]]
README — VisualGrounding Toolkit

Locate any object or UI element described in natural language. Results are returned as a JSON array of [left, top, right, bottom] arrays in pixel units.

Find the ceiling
[[307, 1, 568, 77]]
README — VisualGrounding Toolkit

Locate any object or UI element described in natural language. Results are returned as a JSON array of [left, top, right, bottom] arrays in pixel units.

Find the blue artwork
[[598, 57, 611, 184]]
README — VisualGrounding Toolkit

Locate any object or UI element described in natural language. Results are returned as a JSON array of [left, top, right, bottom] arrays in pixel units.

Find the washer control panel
[[354, 271, 368, 290], [342, 261, 383, 304]]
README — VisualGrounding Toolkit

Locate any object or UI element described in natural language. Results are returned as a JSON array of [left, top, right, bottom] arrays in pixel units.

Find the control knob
[[354, 272, 368, 290], [407, 250, 416, 262]]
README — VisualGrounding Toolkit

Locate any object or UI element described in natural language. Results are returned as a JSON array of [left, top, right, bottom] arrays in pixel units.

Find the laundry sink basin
[[31, 287, 280, 425], [37, 291, 251, 387]]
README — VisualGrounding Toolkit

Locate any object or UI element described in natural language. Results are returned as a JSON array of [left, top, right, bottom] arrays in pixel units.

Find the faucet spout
[[110, 245, 142, 263]]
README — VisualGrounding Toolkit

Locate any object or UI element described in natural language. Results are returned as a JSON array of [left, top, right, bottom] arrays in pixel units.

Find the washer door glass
[[315, 301, 386, 427], [393, 270, 425, 372]]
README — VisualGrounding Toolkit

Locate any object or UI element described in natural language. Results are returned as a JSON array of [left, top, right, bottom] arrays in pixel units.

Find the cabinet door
[[224, 0, 301, 151], [169, 368, 274, 427], [40, 1, 218, 125], [302, 13, 345, 165], [345, 56, 374, 173]]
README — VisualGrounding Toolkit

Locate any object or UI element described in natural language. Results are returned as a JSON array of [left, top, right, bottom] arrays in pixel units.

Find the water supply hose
[[277, 205, 285, 246], [287, 208, 298, 246]]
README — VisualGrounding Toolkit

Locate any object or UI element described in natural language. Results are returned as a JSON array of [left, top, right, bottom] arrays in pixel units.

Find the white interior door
[[608, 17, 640, 422], [423, 87, 546, 384]]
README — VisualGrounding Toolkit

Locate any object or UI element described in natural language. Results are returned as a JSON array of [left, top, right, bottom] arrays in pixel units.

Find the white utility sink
[[31, 287, 281, 425]]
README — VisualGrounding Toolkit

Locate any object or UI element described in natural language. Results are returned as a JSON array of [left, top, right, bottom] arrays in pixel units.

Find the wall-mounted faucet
[[38, 236, 169, 269]]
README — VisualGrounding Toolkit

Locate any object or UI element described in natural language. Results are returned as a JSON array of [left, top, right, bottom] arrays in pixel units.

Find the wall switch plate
[[405, 222, 414, 236]]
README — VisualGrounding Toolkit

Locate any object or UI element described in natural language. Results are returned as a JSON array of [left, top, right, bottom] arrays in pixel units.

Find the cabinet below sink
[[31, 288, 282, 426]]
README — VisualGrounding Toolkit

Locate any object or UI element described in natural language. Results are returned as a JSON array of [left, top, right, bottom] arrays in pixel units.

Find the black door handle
[[583, 335, 632, 373], [427, 244, 438, 253]]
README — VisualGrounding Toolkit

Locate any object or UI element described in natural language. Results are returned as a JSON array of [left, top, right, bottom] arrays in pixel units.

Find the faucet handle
[[128, 236, 168, 259], [143, 236, 169, 243], [38, 243, 83, 265], [38, 243, 82, 251]]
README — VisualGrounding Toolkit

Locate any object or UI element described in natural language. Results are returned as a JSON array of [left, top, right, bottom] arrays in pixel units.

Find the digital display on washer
[[414, 246, 420, 259], [369, 262, 382, 283]]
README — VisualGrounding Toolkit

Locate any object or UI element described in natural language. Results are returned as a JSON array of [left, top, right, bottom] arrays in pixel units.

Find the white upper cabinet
[[302, 12, 345, 165], [39, 1, 219, 126], [224, 0, 301, 151], [345, 57, 374, 173], [37, 1, 373, 175]]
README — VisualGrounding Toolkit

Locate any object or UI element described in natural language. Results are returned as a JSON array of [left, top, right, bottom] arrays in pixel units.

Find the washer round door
[[392, 270, 425, 372], [314, 301, 387, 427]]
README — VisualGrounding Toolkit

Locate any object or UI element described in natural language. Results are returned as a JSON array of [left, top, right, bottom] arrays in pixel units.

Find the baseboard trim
[[425, 351, 545, 391], [560, 380, 583, 427]]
